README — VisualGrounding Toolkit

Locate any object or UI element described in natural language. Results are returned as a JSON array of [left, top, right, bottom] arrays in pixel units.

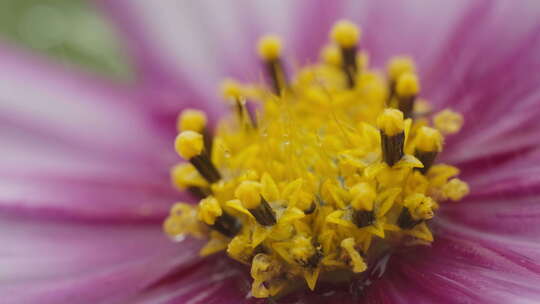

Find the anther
[[350, 182, 376, 228], [236, 181, 277, 226], [297, 192, 317, 215], [433, 109, 464, 135], [258, 35, 287, 95], [220, 79, 257, 128], [290, 235, 319, 267], [321, 45, 342, 67], [177, 109, 207, 133], [387, 56, 416, 102], [178, 109, 212, 155], [250, 253, 283, 298], [331, 20, 361, 88], [377, 109, 405, 166], [175, 131, 221, 183], [397, 207, 420, 229], [199, 196, 241, 237], [442, 178, 469, 201], [398, 194, 434, 229], [414, 126, 442, 174], [163, 202, 206, 239], [395, 72, 420, 119], [340, 238, 367, 273], [170, 163, 211, 199], [304, 202, 317, 215]]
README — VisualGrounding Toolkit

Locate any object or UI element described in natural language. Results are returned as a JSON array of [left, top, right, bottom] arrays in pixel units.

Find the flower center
[[164, 20, 469, 298]]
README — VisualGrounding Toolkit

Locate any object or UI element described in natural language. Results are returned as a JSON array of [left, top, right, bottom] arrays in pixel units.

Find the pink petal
[[96, 0, 269, 95], [0, 171, 183, 222], [422, 1, 540, 164], [127, 257, 249, 304], [0, 43, 174, 168], [442, 195, 540, 239], [0, 44, 193, 221], [441, 148, 540, 238], [379, 220, 540, 303], [0, 216, 201, 304], [290, 0, 346, 62]]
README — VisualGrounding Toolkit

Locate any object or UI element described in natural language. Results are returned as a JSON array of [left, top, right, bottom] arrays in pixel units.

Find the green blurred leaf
[[0, 0, 132, 79]]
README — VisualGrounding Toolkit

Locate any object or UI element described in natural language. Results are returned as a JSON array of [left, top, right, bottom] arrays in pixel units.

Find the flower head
[[165, 20, 470, 298]]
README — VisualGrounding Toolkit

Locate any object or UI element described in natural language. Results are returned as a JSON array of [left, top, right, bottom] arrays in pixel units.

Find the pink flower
[[2, 0, 540, 303]]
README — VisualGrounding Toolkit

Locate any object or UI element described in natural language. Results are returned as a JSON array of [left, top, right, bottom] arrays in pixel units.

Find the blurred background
[[0, 0, 130, 78]]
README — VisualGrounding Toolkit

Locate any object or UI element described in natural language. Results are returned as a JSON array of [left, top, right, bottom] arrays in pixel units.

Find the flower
[[1, 0, 540, 303]]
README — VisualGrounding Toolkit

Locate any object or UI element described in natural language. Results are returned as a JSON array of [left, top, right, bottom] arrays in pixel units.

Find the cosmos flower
[[2, 0, 540, 303]]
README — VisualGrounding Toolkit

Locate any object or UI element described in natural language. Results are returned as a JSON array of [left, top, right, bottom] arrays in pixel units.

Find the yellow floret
[[387, 56, 416, 81], [163, 203, 205, 238], [257, 35, 282, 61], [177, 109, 207, 133], [220, 79, 243, 100], [290, 235, 317, 265], [321, 45, 342, 66], [175, 131, 204, 159], [442, 178, 470, 201], [350, 182, 376, 211], [331, 20, 361, 48], [377, 108, 405, 136], [416, 126, 443, 152], [235, 181, 262, 209], [396, 72, 420, 97], [170, 163, 208, 189], [198, 196, 222, 225], [404, 194, 434, 220], [434, 109, 464, 135], [340, 238, 367, 273]]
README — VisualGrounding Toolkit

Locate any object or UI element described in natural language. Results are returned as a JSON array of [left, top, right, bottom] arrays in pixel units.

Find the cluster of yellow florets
[[163, 20, 469, 298]]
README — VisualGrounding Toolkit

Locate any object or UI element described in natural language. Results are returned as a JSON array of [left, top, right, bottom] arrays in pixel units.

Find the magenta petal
[[464, 149, 540, 197], [0, 171, 187, 222], [380, 220, 540, 303], [0, 216, 201, 304], [424, 2, 540, 164], [96, 1, 244, 94], [442, 195, 540, 239], [0, 43, 174, 168], [290, 0, 345, 63], [126, 256, 250, 304], [0, 44, 198, 221]]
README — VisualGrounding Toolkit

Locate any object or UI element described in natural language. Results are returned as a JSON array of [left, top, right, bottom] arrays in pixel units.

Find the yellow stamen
[[396, 72, 420, 98], [175, 131, 204, 160], [350, 182, 376, 211], [198, 196, 222, 225], [220, 79, 243, 100], [442, 178, 470, 201], [387, 56, 416, 81], [331, 20, 361, 48], [177, 109, 207, 133], [340, 238, 367, 273], [377, 108, 405, 136], [434, 109, 464, 135], [416, 126, 443, 152], [163, 203, 206, 239], [404, 194, 435, 221], [321, 45, 342, 66], [235, 181, 262, 209], [257, 35, 282, 61], [170, 163, 208, 189], [290, 235, 317, 266]]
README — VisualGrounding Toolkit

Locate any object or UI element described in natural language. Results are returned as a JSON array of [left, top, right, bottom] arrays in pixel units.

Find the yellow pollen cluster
[[164, 20, 469, 298]]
